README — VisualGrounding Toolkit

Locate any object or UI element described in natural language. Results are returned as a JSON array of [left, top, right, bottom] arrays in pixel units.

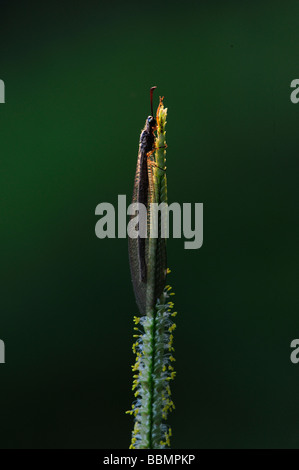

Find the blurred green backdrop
[[0, 0, 299, 449]]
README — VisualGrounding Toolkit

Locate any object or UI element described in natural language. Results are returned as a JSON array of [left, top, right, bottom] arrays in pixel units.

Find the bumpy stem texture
[[127, 100, 177, 449]]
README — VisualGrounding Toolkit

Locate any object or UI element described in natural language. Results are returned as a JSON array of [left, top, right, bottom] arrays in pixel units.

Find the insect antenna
[[150, 86, 157, 117]]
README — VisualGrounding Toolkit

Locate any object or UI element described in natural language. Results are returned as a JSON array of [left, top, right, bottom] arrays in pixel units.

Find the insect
[[128, 87, 167, 315]]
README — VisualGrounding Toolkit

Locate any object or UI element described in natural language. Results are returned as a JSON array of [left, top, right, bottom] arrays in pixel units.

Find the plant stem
[[128, 98, 176, 449]]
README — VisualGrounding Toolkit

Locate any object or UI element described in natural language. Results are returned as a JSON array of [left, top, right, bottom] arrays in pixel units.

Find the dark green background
[[1, 0, 299, 448]]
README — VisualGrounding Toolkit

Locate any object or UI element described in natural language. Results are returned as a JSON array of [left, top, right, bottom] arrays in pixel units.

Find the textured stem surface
[[128, 99, 177, 449]]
